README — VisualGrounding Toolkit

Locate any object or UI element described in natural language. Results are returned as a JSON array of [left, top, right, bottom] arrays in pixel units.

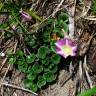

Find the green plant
[[43, 72, 57, 82], [7, 11, 69, 93], [38, 46, 49, 59], [91, 0, 96, 15], [26, 53, 36, 63], [8, 47, 61, 92], [37, 76, 46, 88], [78, 87, 96, 96], [53, 12, 69, 37]]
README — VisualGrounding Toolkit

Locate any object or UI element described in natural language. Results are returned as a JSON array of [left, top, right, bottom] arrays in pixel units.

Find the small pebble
[[0, 52, 5, 57]]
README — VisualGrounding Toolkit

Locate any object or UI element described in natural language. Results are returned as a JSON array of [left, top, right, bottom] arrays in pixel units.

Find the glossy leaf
[[30, 83, 38, 92], [37, 76, 46, 88], [41, 57, 49, 65], [16, 50, 24, 57], [38, 46, 49, 59], [24, 79, 38, 92], [26, 53, 36, 63], [32, 63, 43, 74], [18, 63, 28, 73], [43, 72, 56, 82], [51, 54, 61, 64], [49, 65, 58, 73], [26, 73, 36, 81]]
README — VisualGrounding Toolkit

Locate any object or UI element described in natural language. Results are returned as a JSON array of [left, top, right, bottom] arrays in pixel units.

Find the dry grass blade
[[0, 57, 7, 71], [68, 0, 76, 38], [76, 0, 92, 20], [83, 56, 93, 88], [79, 61, 83, 80], [1, 82, 38, 96], [0, 64, 10, 96], [69, 61, 73, 74], [84, 16, 96, 20], [52, 0, 65, 17]]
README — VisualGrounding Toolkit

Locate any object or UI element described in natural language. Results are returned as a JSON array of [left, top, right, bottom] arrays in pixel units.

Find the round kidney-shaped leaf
[[32, 63, 43, 74], [37, 76, 46, 88], [50, 65, 58, 73], [24, 79, 32, 88], [51, 54, 61, 64], [38, 46, 49, 59], [16, 50, 24, 57], [41, 57, 49, 66], [58, 12, 68, 22], [26, 73, 36, 81], [18, 63, 28, 73], [44, 67, 50, 72], [17, 60, 24, 65], [26, 53, 36, 63], [30, 83, 38, 92], [43, 72, 57, 82], [43, 31, 51, 42]]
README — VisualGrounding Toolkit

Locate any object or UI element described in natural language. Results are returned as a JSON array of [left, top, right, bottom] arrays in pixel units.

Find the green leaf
[[17, 60, 24, 65], [16, 50, 24, 57], [18, 63, 28, 73], [53, 27, 61, 33], [27, 10, 43, 22], [30, 83, 38, 92], [43, 72, 57, 82], [26, 73, 36, 81], [44, 67, 50, 72], [24, 80, 38, 92], [26, 53, 36, 63], [37, 76, 46, 88], [28, 40, 37, 48], [32, 63, 43, 74], [38, 46, 49, 59], [41, 57, 49, 65], [8, 57, 16, 64], [50, 40, 56, 52], [63, 22, 68, 32], [51, 54, 61, 64], [43, 31, 51, 42], [24, 79, 32, 88], [26, 66, 33, 73], [78, 87, 96, 96], [58, 12, 68, 21], [49, 65, 58, 73]]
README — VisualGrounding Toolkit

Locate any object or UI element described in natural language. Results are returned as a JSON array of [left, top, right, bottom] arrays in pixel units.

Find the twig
[[42, 0, 47, 8], [1, 82, 38, 96], [68, 0, 76, 38], [52, 0, 65, 17], [69, 61, 73, 75], [0, 64, 10, 96], [0, 57, 7, 71], [83, 56, 93, 88], [79, 61, 83, 92], [79, 61, 83, 80]]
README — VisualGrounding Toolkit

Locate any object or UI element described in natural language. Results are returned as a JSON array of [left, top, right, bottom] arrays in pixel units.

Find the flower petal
[[72, 46, 77, 51], [55, 39, 66, 46], [55, 37, 77, 58]]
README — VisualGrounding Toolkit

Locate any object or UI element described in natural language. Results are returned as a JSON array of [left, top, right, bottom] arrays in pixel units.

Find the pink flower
[[55, 38, 77, 58]]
